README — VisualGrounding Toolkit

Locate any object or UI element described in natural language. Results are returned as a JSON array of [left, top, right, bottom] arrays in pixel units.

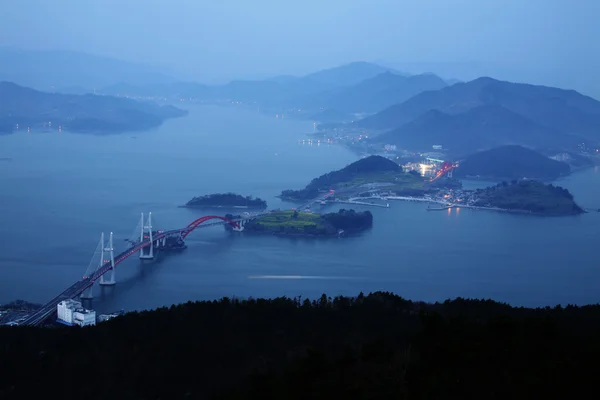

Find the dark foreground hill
[[455, 145, 571, 180], [0, 81, 187, 133], [357, 77, 600, 142], [2, 292, 600, 399]]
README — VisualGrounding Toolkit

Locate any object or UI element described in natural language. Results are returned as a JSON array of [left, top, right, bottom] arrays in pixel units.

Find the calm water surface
[[1, 104, 599, 310]]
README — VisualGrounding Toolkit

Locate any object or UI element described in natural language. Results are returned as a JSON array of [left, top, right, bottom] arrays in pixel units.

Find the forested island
[[472, 180, 584, 216], [2, 292, 600, 398], [185, 193, 267, 209], [280, 155, 440, 201], [229, 209, 372, 236]]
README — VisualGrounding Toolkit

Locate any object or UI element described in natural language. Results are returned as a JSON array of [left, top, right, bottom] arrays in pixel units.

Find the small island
[[184, 193, 267, 209], [227, 209, 373, 236], [470, 180, 584, 216]]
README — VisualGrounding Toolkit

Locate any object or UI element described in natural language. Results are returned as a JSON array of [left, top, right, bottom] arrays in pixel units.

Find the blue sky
[[1, 0, 599, 93]]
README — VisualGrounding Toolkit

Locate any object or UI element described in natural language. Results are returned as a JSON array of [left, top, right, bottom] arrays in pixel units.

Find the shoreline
[[240, 229, 369, 238], [178, 205, 267, 210], [381, 195, 584, 216]]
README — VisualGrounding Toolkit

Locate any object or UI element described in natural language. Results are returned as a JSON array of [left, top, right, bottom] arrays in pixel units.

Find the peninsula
[[0, 81, 187, 134], [184, 193, 267, 209], [228, 209, 373, 236], [280, 155, 455, 201]]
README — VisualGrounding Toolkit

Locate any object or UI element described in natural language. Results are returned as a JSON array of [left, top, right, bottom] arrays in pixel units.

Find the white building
[[57, 299, 96, 327], [73, 308, 96, 327]]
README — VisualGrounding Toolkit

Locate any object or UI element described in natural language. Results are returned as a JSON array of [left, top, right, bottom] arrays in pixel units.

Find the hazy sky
[[1, 0, 599, 91]]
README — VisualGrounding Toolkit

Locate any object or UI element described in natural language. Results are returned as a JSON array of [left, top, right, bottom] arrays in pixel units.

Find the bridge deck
[[20, 214, 266, 326]]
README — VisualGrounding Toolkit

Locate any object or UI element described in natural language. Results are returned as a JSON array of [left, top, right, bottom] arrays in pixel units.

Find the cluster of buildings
[[57, 300, 124, 327], [57, 299, 96, 327], [433, 188, 479, 207]]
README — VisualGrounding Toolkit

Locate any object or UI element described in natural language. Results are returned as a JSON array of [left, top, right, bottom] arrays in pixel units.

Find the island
[[454, 145, 571, 181], [0, 81, 187, 134], [226, 209, 373, 236], [280, 155, 456, 201], [469, 180, 584, 216], [184, 193, 267, 209]]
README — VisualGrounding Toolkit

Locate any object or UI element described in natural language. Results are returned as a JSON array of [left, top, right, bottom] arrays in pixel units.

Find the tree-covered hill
[[474, 180, 583, 215], [455, 145, 571, 180], [2, 292, 600, 398], [280, 155, 402, 200]]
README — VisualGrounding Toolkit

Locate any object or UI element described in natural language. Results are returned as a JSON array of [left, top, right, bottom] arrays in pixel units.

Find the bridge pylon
[[99, 232, 116, 286], [139, 212, 154, 260], [232, 219, 244, 232]]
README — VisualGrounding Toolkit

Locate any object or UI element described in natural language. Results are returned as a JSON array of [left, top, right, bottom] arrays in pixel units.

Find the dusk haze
[[1, 0, 600, 398]]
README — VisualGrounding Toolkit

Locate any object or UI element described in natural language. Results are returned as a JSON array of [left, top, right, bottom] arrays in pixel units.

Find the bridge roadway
[[21, 200, 332, 327], [20, 215, 262, 327]]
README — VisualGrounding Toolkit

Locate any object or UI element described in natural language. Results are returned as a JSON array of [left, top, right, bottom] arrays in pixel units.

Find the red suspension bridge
[[21, 212, 261, 327]]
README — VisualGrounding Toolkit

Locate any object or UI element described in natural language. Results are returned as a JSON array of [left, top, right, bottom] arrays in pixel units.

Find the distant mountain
[[101, 81, 212, 99], [267, 75, 298, 84], [100, 62, 410, 109], [100, 76, 332, 108], [303, 62, 400, 87], [374, 105, 580, 154], [357, 77, 600, 141], [445, 78, 463, 86], [0, 48, 178, 92], [293, 72, 447, 114], [54, 86, 93, 95], [310, 109, 356, 123], [455, 145, 571, 181], [0, 81, 186, 134]]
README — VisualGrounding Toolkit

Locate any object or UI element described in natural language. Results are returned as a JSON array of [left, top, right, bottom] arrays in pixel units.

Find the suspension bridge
[[20, 212, 264, 327]]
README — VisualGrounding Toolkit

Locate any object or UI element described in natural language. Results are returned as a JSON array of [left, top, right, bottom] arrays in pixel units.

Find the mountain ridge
[[356, 77, 600, 142], [374, 104, 578, 155], [455, 145, 571, 180], [291, 71, 447, 114]]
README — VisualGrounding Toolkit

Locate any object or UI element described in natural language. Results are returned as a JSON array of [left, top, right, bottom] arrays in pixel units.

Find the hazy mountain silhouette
[[375, 104, 580, 155], [358, 77, 600, 141], [102, 62, 399, 106], [303, 61, 403, 86], [310, 108, 356, 123], [0, 47, 178, 91], [455, 145, 571, 180], [0, 81, 186, 133], [293, 71, 447, 113]]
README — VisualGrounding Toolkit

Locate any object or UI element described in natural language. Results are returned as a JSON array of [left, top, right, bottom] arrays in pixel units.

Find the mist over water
[[1, 105, 600, 311]]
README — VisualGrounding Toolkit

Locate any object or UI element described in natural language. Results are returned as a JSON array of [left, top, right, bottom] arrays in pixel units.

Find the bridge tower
[[139, 212, 154, 260], [100, 232, 116, 286], [447, 169, 453, 178], [232, 219, 244, 232]]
